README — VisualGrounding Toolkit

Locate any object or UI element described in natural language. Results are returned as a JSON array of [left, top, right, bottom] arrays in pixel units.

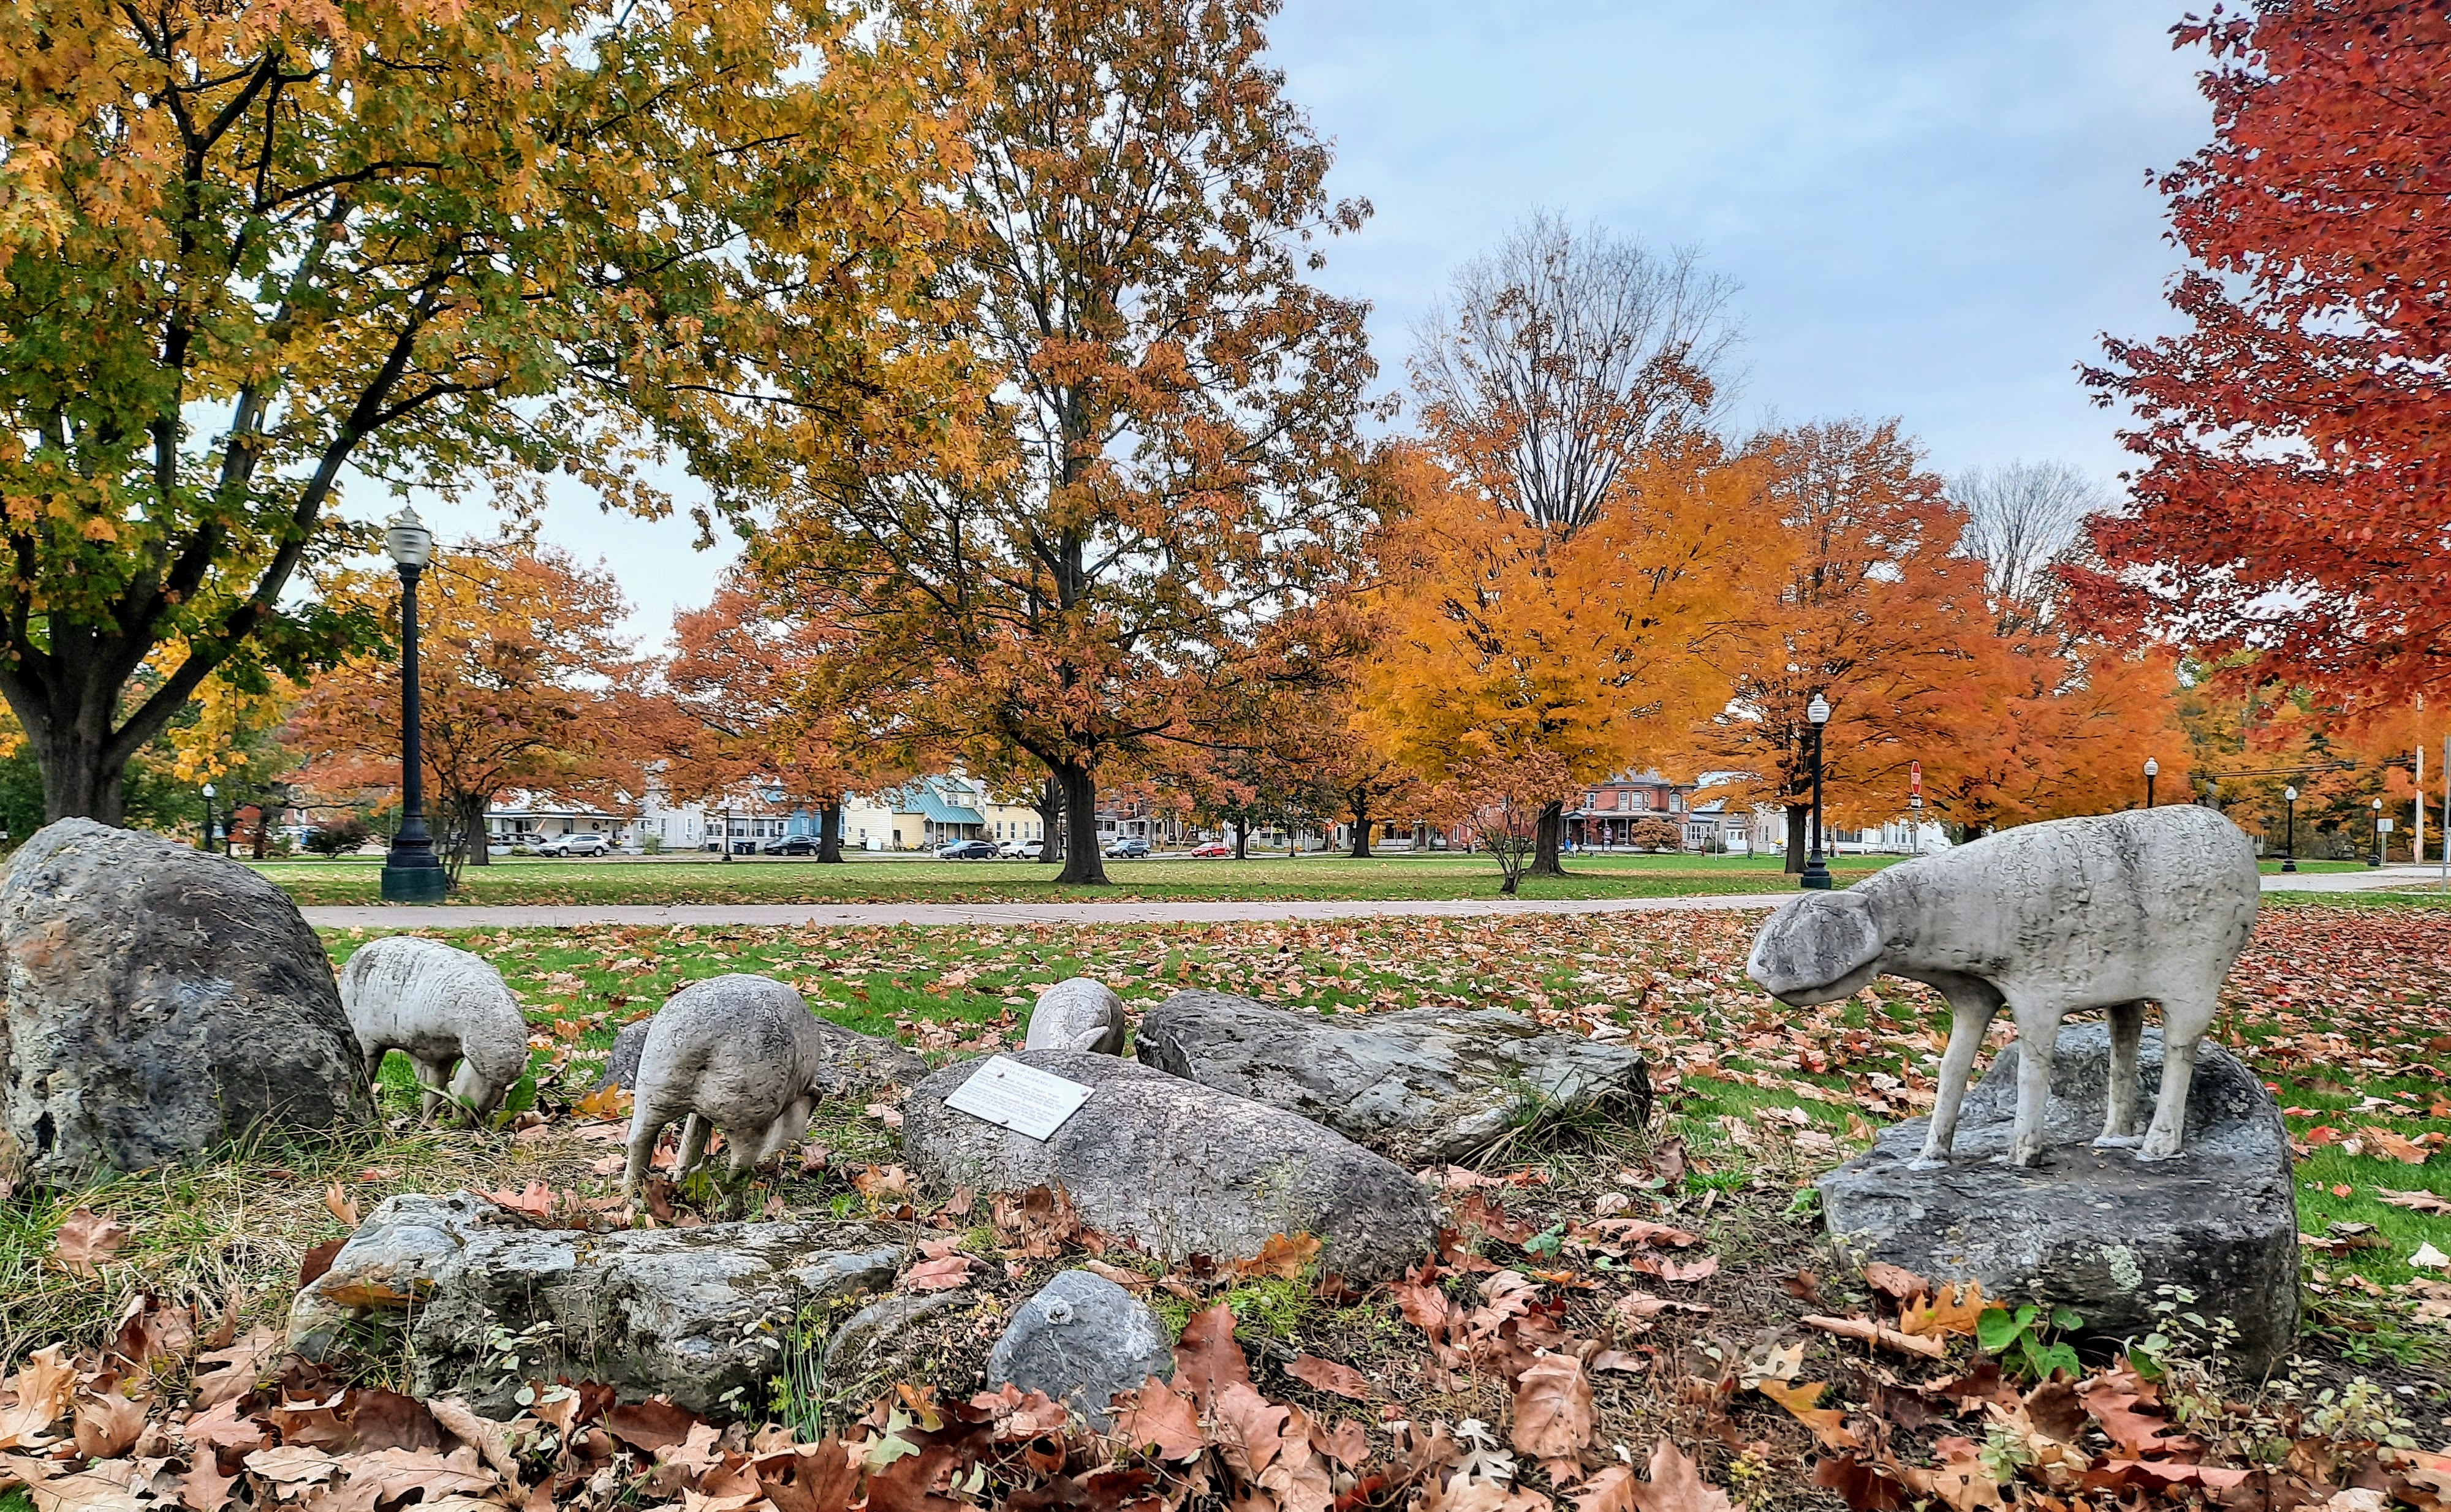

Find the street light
[[2370, 796, 2384, 869], [379, 507, 446, 904], [202, 782, 216, 855], [2281, 786, 2297, 874], [1801, 692, 1833, 891], [2143, 757, 2158, 809]]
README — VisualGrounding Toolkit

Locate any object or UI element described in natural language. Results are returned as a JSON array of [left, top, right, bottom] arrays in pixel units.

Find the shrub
[[1627, 816, 1684, 852], [303, 817, 372, 856]]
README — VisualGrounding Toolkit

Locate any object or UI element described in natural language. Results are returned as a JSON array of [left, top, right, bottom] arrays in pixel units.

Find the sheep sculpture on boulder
[[339, 936, 532, 1124], [1746, 806, 2259, 1168]]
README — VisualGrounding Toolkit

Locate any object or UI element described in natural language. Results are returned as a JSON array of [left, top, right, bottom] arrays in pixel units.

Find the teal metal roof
[[896, 784, 985, 826]]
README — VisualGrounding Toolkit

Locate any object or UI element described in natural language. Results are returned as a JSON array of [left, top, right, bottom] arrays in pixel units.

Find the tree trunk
[[1037, 773, 1064, 864], [1232, 820, 1248, 860], [1347, 792, 1373, 858], [1785, 803, 1809, 874], [1056, 763, 1108, 885], [818, 801, 844, 863], [25, 716, 127, 826], [249, 809, 268, 860], [1530, 800, 1567, 877]]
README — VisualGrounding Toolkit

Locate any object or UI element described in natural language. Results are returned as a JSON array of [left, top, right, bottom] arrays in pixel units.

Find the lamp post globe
[[201, 782, 216, 855], [2143, 756, 2158, 809], [2369, 796, 2384, 868], [1800, 692, 1833, 891], [2281, 785, 2297, 874], [379, 507, 447, 904]]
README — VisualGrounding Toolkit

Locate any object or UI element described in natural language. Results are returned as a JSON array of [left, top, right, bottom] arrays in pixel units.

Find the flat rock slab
[[1820, 1025, 2298, 1373], [0, 819, 373, 1182], [288, 1193, 902, 1418], [903, 1049, 1438, 1283], [1134, 991, 1652, 1163]]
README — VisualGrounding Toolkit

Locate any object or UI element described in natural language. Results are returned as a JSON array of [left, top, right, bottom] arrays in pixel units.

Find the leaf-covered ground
[[2, 904, 2447, 1511]]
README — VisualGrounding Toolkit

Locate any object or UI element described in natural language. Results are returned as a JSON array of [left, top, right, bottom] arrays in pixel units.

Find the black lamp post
[[1801, 691, 1833, 890], [379, 507, 447, 904], [2281, 785, 2297, 874], [2144, 756, 2157, 809], [2369, 797, 2384, 868], [202, 781, 216, 854]]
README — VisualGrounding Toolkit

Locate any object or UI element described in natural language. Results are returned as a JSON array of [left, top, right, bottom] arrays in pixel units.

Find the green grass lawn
[[253, 849, 1906, 906]]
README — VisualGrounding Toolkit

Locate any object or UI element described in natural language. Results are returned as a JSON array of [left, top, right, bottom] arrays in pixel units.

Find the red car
[[1189, 841, 1234, 858]]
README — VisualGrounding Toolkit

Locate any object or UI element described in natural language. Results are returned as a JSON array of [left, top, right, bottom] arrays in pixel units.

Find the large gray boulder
[[1820, 1024, 2298, 1374], [1134, 992, 1652, 1163], [0, 819, 373, 1181], [808, 1016, 930, 1097], [589, 1018, 653, 1092], [986, 1269, 1173, 1429], [288, 1192, 902, 1418], [903, 1049, 1438, 1284]]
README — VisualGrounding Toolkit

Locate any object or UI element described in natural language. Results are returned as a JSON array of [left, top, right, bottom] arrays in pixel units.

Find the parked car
[[1105, 836, 1151, 858], [937, 839, 999, 860], [998, 837, 1044, 860], [760, 834, 821, 855], [533, 833, 615, 858], [1188, 841, 1233, 858]]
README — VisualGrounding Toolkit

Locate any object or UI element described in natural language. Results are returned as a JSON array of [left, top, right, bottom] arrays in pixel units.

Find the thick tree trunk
[[1530, 800, 1567, 877], [1785, 803, 1809, 874], [26, 717, 127, 826], [1233, 820, 1248, 860], [1347, 792, 1373, 858], [1056, 764, 1107, 885], [1037, 773, 1064, 864], [818, 802, 844, 863]]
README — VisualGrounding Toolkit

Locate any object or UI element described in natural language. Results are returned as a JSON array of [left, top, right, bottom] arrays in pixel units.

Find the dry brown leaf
[[50, 1211, 129, 1276], [572, 1084, 632, 1121], [426, 1397, 525, 1492], [1801, 1314, 1946, 1359], [0, 1347, 77, 1450], [190, 1328, 287, 1410], [1210, 1382, 1291, 1483], [1233, 1232, 1322, 1281], [1284, 1355, 1371, 1402], [1571, 1441, 1732, 1512], [1173, 1302, 1252, 1408], [243, 1446, 343, 1486], [1898, 1280, 1985, 1339], [1510, 1353, 1594, 1459], [1860, 1261, 1930, 1304], [71, 1390, 146, 1461], [1754, 1379, 1858, 1451], [2358, 1126, 2432, 1165], [22, 1462, 146, 1512], [901, 1255, 972, 1293], [1110, 1377, 1207, 1462], [323, 1184, 360, 1229], [2377, 1188, 2451, 1214]]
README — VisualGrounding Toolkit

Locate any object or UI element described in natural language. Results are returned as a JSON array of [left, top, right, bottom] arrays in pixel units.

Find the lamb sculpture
[[621, 975, 831, 1195], [339, 936, 532, 1124], [1746, 806, 2259, 1168]]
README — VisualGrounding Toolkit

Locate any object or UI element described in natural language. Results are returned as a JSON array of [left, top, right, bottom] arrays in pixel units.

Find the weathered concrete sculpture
[[622, 975, 828, 1194], [339, 936, 531, 1122], [1747, 806, 2259, 1167]]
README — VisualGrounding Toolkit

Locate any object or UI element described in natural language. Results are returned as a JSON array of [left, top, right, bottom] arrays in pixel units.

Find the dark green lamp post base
[[381, 865, 449, 904]]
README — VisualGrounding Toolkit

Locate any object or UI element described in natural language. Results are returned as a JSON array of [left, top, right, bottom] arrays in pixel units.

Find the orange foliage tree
[[659, 573, 869, 863], [753, 0, 1380, 885], [286, 548, 643, 879], [1359, 445, 1748, 879]]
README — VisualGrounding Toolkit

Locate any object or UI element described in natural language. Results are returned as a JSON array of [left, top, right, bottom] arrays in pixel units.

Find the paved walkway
[[296, 866, 2442, 931]]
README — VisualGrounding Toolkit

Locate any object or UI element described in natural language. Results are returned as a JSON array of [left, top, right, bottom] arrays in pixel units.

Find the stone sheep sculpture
[[621, 975, 831, 1195], [1746, 806, 2259, 1168], [339, 936, 532, 1124], [1022, 978, 1127, 1054]]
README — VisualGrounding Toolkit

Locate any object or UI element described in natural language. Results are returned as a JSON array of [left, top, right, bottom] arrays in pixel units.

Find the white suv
[[534, 833, 615, 858]]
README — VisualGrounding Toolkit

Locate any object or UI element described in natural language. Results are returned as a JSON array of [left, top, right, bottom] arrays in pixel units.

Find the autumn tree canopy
[[0, 0, 953, 822], [2082, 0, 2451, 720], [286, 548, 642, 876], [752, 0, 1381, 885], [661, 573, 866, 863]]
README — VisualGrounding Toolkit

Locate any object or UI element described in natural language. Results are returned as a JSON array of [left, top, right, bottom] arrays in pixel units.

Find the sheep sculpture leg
[[1911, 981, 2000, 1170], [675, 1113, 712, 1181], [2094, 1000, 2148, 1149], [413, 1056, 457, 1125], [2007, 999, 2066, 1169], [2140, 989, 2219, 1162]]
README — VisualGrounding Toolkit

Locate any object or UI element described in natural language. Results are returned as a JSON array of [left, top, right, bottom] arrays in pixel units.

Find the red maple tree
[[2082, 0, 2451, 717]]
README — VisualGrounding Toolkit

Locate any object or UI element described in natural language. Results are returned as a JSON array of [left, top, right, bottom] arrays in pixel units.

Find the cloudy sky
[[405, 0, 2215, 645]]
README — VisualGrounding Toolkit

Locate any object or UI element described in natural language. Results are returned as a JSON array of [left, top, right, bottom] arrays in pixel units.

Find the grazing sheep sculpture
[[1746, 806, 2259, 1168], [621, 975, 830, 1195], [339, 936, 532, 1124]]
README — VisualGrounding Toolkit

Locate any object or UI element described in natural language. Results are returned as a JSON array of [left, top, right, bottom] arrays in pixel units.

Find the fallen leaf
[[903, 1255, 971, 1292], [1898, 1280, 1985, 1339], [1110, 1377, 1207, 1461], [1234, 1232, 1322, 1281], [72, 1391, 146, 1461], [1173, 1302, 1252, 1408], [323, 1184, 360, 1228], [1861, 1261, 1929, 1304], [0, 1348, 77, 1450], [2414, 1241, 2450, 1271], [2358, 1125, 2432, 1165], [50, 1211, 129, 1276], [1572, 1440, 1731, 1512], [1284, 1355, 1371, 1401], [1511, 1353, 1594, 1459], [2377, 1188, 2451, 1214], [1756, 1378, 1858, 1451]]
